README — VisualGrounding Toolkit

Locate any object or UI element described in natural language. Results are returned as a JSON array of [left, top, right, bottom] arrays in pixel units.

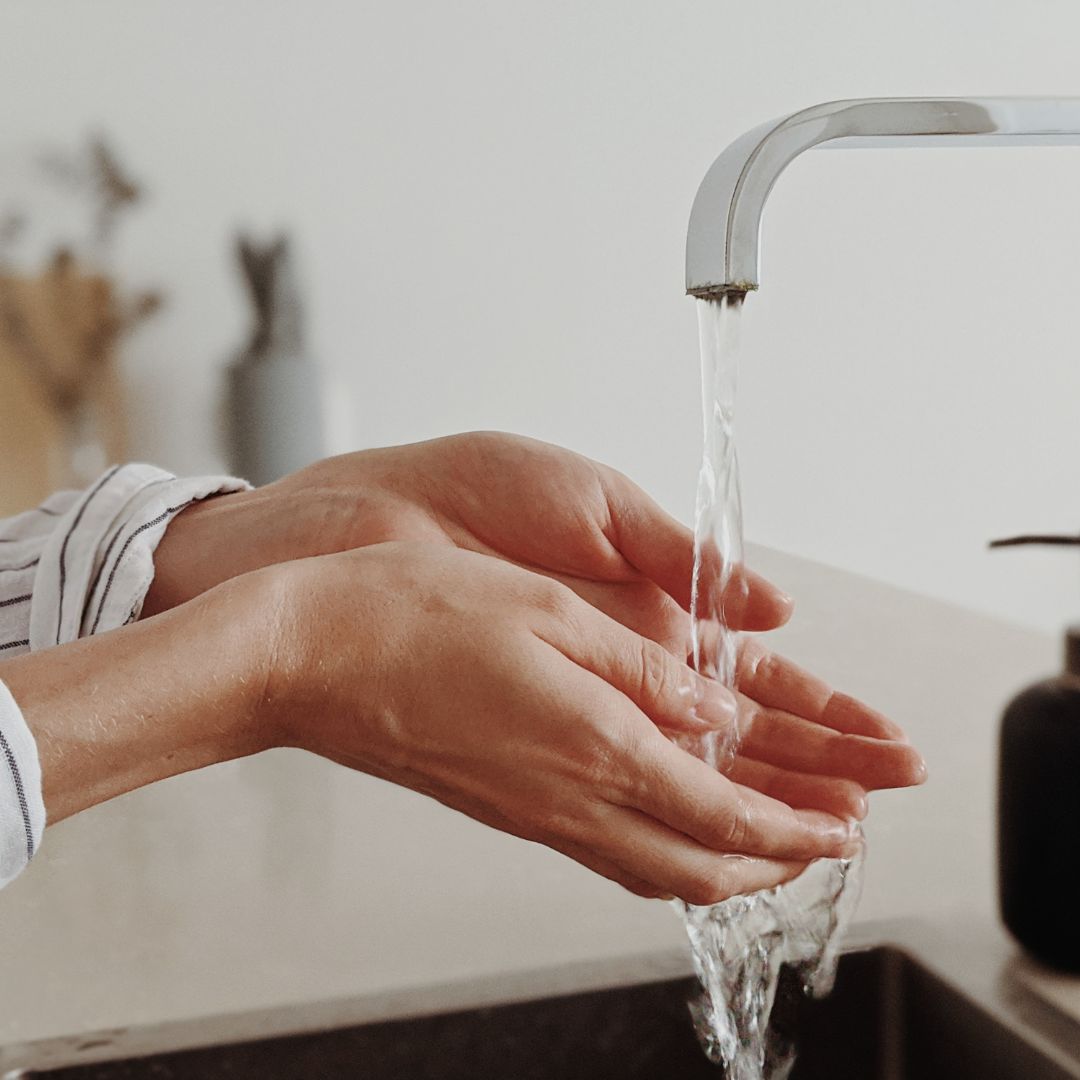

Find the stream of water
[[681, 295, 865, 1079]]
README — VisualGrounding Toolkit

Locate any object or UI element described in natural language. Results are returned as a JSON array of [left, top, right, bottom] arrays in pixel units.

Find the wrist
[[2, 576, 271, 823], [143, 488, 263, 617], [249, 559, 332, 755], [255, 550, 390, 760]]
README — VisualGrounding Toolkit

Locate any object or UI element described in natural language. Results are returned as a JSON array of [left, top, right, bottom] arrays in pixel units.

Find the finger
[[533, 597, 859, 857], [622, 727, 860, 861], [582, 800, 811, 906], [692, 536, 794, 631], [534, 601, 738, 737], [600, 468, 792, 629], [735, 696, 928, 790], [726, 757, 869, 820], [548, 574, 691, 657], [737, 638, 908, 741]]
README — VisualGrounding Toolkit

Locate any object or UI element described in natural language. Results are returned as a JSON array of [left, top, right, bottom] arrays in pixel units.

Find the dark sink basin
[[20, 947, 1080, 1080]]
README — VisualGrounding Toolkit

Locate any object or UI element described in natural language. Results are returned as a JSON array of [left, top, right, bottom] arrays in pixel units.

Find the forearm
[[0, 581, 268, 823]]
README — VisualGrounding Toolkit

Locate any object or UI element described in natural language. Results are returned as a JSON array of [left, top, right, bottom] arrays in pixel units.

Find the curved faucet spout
[[686, 97, 1080, 297]]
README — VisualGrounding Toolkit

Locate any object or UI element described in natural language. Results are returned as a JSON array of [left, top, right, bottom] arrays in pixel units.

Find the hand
[[144, 431, 792, 656], [257, 542, 918, 902]]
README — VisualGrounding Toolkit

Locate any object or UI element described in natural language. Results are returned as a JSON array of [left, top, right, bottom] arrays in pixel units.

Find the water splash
[[680, 295, 864, 1079]]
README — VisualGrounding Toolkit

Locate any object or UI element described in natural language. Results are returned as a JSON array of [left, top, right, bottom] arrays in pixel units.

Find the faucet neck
[[687, 97, 1080, 297]]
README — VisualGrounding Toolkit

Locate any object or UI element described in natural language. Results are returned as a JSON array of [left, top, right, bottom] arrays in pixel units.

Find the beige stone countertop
[[0, 545, 1061, 1069]]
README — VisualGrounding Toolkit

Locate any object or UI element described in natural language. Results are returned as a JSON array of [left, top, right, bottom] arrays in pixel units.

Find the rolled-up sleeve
[[0, 680, 44, 889], [0, 464, 249, 888]]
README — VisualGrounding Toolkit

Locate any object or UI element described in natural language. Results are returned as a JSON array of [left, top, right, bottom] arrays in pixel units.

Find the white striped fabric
[[0, 680, 43, 890], [0, 465, 249, 889]]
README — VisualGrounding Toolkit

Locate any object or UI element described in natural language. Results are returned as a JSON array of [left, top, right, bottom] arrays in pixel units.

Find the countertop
[[0, 545, 1064, 1071]]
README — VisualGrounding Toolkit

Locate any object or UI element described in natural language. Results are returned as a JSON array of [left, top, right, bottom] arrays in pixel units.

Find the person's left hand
[[145, 431, 789, 656]]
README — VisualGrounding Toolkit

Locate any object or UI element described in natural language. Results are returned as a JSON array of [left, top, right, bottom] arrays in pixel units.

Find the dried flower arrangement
[[0, 136, 163, 514]]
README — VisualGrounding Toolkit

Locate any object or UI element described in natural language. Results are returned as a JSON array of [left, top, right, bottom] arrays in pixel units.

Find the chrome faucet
[[686, 97, 1080, 298]]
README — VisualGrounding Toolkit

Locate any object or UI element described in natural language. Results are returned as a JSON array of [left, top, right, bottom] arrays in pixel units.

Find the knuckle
[[578, 723, 633, 794], [636, 639, 679, 706], [448, 429, 501, 452], [717, 799, 753, 852], [578, 746, 615, 791], [588, 718, 657, 806], [532, 576, 577, 620]]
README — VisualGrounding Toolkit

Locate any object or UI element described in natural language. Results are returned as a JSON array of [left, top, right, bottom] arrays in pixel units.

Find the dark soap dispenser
[[995, 532, 1080, 971]]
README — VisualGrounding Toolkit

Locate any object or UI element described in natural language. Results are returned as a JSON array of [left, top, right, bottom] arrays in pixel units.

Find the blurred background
[[2, 0, 1080, 632]]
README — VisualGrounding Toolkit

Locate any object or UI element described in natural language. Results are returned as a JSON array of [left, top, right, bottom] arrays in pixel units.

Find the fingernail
[[692, 683, 737, 730]]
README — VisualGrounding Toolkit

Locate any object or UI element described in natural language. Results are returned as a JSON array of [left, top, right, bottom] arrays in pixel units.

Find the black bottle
[[993, 531, 1080, 970], [999, 628, 1080, 970]]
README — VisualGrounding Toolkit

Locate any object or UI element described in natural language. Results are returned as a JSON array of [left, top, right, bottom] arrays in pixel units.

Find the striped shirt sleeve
[[0, 680, 43, 890], [0, 464, 250, 888]]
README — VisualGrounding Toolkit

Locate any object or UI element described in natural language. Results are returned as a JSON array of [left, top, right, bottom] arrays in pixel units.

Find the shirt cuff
[[28, 465, 251, 649], [0, 679, 45, 889], [1, 466, 250, 890]]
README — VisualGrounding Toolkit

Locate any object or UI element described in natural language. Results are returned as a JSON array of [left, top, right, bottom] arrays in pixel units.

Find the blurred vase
[[226, 232, 324, 486], [228, 354, 324, 487]]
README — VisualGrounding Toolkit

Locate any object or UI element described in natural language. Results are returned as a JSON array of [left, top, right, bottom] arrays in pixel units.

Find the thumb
[[567, 601, 738, 738]]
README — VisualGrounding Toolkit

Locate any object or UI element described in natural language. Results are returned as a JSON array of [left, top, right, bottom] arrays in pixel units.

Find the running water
[[680, 294, 865, 1079]]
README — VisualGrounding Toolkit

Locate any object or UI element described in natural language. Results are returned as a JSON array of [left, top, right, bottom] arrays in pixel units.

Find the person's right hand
[[252, 541, 902, 904]]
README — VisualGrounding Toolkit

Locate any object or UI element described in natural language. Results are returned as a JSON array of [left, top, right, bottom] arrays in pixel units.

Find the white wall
[[3, 0, 1080, 636]]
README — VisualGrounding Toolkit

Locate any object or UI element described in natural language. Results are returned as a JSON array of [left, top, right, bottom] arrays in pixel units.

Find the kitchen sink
[[16, 946, 1080, 1079]]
